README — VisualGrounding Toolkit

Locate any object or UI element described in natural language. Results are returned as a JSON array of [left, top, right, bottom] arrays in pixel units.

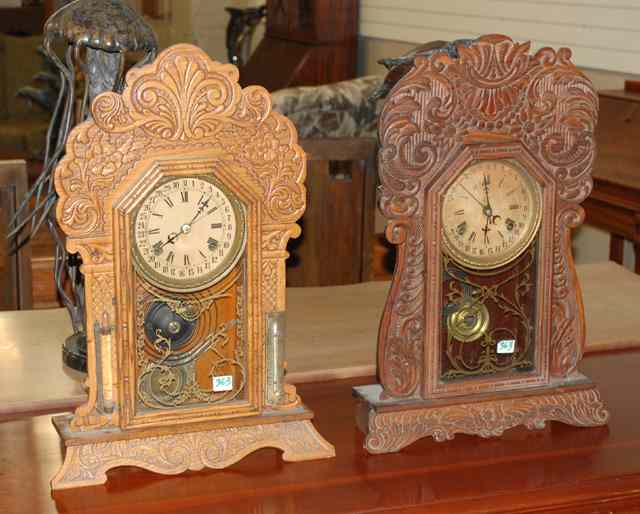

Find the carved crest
[[378, 35, 597, 397], [55, 44, 306, 239]]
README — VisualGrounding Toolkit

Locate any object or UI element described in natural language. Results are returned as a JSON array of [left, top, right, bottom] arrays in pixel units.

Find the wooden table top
[[2, 349, 640, 514]]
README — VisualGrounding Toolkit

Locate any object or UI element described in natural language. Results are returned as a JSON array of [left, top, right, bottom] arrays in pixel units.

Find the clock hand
[[459, 184, 487, 211], [482, 216, 491, 244], [188, 194, 212, 226], [189, 200, 223, 228], [482, 174, 493, 215], [154, 230, 182, 252]]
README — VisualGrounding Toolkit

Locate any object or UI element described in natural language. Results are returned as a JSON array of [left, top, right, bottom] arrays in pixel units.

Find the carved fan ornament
[[354, 35, 608, 454], [50, 44, 334, 490]]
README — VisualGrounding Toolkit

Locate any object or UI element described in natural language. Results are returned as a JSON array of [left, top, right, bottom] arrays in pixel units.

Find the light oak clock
[[354, 35, 609, 453], [50, 44, 334, 490]]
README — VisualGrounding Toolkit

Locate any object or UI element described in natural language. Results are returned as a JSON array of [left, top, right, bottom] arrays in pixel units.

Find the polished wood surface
[[584, 87, 640, 271], [1, 350, 640, 513]]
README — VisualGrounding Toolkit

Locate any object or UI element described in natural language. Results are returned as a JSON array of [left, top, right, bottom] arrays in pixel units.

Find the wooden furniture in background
[[0, 4, 45, 35], [3, 350, 640, 513], [141, 0, 161, 19], [0, 159, 32, 310], [287, 138, 377, 286], [583, 82, 640, 272], [239, 0, 357, 91]]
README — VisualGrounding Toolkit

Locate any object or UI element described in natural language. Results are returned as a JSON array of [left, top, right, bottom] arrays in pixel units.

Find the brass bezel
[[131, 174, 247, 293], [441, 159, 542, 270]]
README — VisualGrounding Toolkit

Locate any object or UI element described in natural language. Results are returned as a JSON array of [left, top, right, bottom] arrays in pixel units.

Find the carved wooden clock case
[[50, 44, 334, 490], [354, 35, 610, 453]]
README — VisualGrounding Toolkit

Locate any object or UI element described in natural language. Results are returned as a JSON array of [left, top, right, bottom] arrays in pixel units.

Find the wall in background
[[359, 0, 640, 74]]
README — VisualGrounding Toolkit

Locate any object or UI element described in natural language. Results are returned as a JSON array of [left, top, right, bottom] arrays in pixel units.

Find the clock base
[[50, 412, 335, 490], [353, 379, 609, 454]]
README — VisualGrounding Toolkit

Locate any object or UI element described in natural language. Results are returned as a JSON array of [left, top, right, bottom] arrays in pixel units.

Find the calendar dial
[[132, 176, 246, 292], [441, 160, 542, 270]]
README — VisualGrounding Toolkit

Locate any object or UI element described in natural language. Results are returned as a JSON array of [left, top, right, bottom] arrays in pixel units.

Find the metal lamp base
[[62, 332, 87, 374]]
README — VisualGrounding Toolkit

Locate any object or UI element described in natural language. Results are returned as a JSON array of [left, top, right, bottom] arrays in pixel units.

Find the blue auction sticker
[[497, 339, 516, 354], [213, 375, 233, 392]]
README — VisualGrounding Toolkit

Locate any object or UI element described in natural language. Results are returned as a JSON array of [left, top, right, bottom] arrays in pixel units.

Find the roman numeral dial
[[441, 160, 542, 270], [132, 175, 246, 292]]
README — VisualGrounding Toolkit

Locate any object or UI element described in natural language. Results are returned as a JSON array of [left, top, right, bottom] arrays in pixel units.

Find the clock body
[[50, 44, 334, 489], [354, 35, 608, 452]]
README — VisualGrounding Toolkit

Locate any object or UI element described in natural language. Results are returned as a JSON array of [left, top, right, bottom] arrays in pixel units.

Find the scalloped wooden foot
[[354, 383, 609, 454], [51, 419, 335, 490]]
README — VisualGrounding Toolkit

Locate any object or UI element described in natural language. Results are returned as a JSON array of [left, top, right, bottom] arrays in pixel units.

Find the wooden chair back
[[0, 160, 32, 310]]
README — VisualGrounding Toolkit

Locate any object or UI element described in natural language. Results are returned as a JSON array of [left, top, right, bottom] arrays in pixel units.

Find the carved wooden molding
[[360, 386, 609, 454], [51, 420, 335, 490], [377, 35, 597, 397]]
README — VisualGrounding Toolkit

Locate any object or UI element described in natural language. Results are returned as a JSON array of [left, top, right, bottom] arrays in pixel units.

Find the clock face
[[441, 160, 542, 270], [132, 175, 246, 292]]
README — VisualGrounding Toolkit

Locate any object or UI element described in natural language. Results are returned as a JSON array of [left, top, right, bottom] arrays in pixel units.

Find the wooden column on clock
[[353, 35, 609, 453], [50, 44, 334, 490]]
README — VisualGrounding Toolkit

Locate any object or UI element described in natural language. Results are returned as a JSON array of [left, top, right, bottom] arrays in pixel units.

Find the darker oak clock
[[50, 44, 334, 490], [354, 35, 610, 453]]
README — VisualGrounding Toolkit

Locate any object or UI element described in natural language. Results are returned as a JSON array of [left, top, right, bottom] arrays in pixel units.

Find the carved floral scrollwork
[[52, 420, 335, 489], [364, 387, 609, 454], [377, 34, 597, 396], [378, 220, 424, 397], [263, 226, 301, 252], [54, 44, 306, 239], [92, 45, 241, 140], [550, 204, 586, 376]]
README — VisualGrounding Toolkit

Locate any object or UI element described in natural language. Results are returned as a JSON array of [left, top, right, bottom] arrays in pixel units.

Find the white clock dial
[[441, 160, 542, 270], [132, 176, 245, 291]]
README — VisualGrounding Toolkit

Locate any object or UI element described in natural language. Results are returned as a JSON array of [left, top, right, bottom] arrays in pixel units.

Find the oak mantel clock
[[50, 44, 334, 490], [354, 35, 610, 453]]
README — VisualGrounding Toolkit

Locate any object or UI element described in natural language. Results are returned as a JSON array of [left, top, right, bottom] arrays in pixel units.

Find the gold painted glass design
[[132, 175, 246, 293], [135, 265, 247, 411], [440, 245, 538, 381], [441, 160, 542, 270]]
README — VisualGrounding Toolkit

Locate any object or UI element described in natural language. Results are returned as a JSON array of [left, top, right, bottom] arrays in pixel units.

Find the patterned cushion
[[271, 75, 383, 139]]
